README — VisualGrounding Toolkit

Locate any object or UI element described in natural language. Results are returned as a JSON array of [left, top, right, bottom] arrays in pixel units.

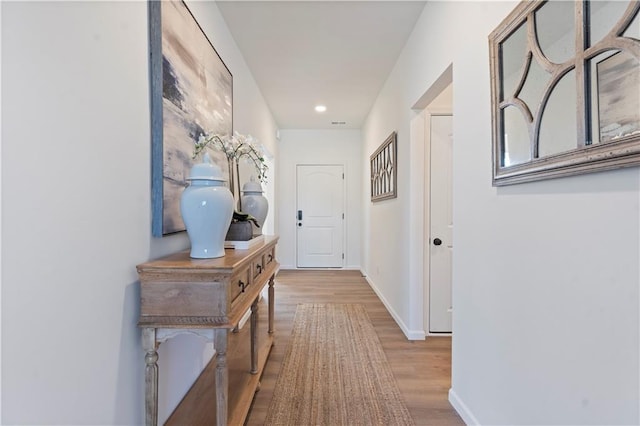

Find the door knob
[[433, 238, 442, 246]]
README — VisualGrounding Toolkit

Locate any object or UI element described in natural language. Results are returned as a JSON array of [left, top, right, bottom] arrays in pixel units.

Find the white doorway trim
[[407, 64, 453, 339], [424, 109, 453, 335], [0, 2, 4, 415], [408, 111, 427, 339]]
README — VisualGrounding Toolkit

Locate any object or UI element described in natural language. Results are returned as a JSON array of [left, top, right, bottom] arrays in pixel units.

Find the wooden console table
[[137, 236, 279, 426]]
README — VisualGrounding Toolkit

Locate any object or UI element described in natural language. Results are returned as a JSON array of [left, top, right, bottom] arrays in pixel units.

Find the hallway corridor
[[246, 270, 463, 425]]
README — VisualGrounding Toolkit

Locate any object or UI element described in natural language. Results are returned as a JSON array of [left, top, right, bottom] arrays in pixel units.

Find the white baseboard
[[449, 388, 480, 425], [363, 273, 425, 340], [427, 332, 452, 337], [279, 265, 362, 271], [406, 329, 426, 340]]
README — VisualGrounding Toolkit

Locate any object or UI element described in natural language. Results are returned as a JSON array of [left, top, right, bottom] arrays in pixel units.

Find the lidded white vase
[[241, 177, 268, 236], [181, 153, 234, 258]]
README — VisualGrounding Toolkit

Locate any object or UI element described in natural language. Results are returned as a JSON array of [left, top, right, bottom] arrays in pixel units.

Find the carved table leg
[[268, 274, 275, 334], [214, 329, 228, 426], [142, 328, 158, 426], [250, 298, 259, 374]]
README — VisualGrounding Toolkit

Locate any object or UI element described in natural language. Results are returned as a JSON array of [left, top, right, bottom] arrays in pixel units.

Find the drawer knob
[[238, 280, 246, 293], [257, 264, 262, 273]]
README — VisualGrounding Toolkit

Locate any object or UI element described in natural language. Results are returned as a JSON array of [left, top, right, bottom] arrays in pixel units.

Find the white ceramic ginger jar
[[241, 177, 268, 236], [181, 153, 234, 258]]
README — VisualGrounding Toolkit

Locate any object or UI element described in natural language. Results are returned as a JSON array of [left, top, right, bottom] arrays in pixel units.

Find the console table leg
[[250, 299, 259, 374], [214, 329, 228, 426], [142, 328, 158, 426], [268, 275, 275, 334]]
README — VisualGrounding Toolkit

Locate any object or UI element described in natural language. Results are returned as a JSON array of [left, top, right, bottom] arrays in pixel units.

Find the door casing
[[427, 113, 453, 333], [422, 108, 454, 335]]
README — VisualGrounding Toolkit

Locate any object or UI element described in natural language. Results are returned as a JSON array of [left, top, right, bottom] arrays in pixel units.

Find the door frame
[[407, 64, 453, 340], [294, 163, 347, 269], [423, 108, 453, 335]]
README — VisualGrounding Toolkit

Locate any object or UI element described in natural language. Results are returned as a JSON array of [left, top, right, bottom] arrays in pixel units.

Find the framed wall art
[[370, 132, 397, 202], [149, 0, 233, 236], [489, 0, 640, 186]]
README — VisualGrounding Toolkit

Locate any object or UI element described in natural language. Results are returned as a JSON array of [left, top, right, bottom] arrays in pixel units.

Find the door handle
[[433, 238, 442, 246], [297, 210, 303, 220]]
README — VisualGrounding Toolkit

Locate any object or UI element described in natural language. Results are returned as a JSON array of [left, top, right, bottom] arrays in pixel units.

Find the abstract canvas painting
[[150, 1, 233, 236]]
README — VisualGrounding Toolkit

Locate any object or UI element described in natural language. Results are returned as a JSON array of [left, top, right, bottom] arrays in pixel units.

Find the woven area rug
[[264, 303, 415, 425]]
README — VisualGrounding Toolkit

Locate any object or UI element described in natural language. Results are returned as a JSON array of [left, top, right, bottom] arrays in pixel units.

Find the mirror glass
[[590, 1, 631, 46], [590, 50, 640, 144], [502, 105, 530, 166], [623, 9, 640, 39], [535, 0, 575, 64], [519, 59, 549, 119], [589, 51, 609, 145], [500, 23, 527, 102], [538, 69, 578, 157]]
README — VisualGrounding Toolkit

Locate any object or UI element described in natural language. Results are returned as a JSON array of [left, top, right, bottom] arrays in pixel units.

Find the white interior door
[[296, 165, 344, 268], [429, 114, 453, 333]]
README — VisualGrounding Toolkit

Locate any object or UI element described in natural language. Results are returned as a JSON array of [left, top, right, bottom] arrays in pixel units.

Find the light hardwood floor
[[245, 269, 464, 426]]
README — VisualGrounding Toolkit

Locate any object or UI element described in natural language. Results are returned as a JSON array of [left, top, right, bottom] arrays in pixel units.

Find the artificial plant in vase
[[193, 131, 268, 240]]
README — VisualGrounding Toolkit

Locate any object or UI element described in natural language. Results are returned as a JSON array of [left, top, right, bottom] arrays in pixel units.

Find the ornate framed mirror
[[490, 0, 640, 185]]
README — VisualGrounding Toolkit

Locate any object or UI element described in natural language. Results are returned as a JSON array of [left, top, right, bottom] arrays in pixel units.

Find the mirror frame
[[489, 0, 640, 186]]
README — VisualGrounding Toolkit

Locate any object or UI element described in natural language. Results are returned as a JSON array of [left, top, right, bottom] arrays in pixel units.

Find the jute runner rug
[[264, 303, 415, 425]]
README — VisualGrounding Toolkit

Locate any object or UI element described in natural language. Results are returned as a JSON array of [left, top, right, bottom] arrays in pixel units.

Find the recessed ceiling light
[[315, 105, 327, 113]]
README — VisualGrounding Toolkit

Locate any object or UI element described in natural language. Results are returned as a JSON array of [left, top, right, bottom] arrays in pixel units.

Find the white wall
[[1, 1, 277, 424], [363, 1, 639, 425], [277, 129, 362, 270], [0, 2, 3, 421]]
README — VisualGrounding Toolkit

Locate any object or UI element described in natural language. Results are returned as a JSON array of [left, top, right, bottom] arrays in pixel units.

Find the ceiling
[[216, 1, 428, 130]]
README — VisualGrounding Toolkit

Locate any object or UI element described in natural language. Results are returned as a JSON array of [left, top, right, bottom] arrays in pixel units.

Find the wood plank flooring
[[245, 270, 464, 426]]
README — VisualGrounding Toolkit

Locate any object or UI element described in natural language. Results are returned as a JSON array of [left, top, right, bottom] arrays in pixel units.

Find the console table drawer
[[140, 279, 227, 318], [263, 246, 276, 268], [230, 267, 251, 304], [252, 257, 264, 281]]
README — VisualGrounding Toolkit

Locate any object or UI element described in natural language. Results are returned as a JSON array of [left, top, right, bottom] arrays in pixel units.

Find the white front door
[[296, 165, 344, 268], [429, 114, 453, 333]]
